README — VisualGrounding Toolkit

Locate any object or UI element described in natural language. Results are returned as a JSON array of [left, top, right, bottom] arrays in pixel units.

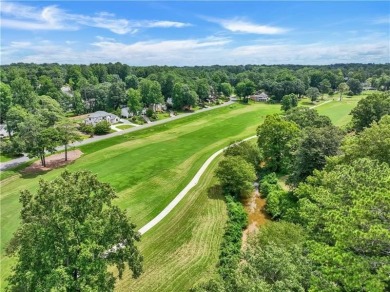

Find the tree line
[[194, 91, 390, 291]]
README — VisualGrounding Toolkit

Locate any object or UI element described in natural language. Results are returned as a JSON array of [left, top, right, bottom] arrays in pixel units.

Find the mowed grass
[[115, 157, 226, 291], [0, 102, 279, 288], [115, 124, 134, 130]]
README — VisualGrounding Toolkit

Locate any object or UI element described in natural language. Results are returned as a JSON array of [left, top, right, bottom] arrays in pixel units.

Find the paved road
[[0, 101, 234, 171]]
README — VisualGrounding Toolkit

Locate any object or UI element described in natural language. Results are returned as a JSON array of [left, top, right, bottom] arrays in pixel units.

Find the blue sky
[[1, 1, 389, 65]]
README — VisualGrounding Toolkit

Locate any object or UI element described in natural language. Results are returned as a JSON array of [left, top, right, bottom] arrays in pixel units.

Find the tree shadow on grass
[[20, 159, 75, 179], [207, 183, 225, 201]]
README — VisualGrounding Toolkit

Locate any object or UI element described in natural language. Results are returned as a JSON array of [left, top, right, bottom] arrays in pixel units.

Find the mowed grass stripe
[[0, 103, 278, 288], [114, 157, 225, 292]]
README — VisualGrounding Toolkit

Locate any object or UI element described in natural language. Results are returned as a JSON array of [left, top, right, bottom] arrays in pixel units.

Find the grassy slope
[[0, 95, 364, 290], [115, 157, 226, 291], [0, 102, 279, 288]]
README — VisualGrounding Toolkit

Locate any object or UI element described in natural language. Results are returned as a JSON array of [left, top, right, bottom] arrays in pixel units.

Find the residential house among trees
[[250, 92, 269, 102], [84, 111, 120, 126]]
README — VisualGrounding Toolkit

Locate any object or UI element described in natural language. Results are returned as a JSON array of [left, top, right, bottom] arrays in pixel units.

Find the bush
[[259, 172, 279, 197], [94, 120, 111, 135], [146, 108, 154, 118], [218, 196, 248, 281], [79, 123, 94, 136]]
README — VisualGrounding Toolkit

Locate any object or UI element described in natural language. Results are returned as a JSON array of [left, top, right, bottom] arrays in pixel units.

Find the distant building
[[250, 92, 269, 102], [84, 111, 120, 126], [121, 107, 133, 118], [0, 124, 10, 138], [61, 85, 74, 97]]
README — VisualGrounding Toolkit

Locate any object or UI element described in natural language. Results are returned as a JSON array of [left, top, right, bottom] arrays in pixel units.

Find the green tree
[[6, 170, 143, 291], [139, 79, 164, 106], [235, 222, 311, 291], [319, 79, 331, 98], [108, 80, 127, 110], [337, 82, 349, 101], [127, 88, 143, 114], [0, 82, 12, 123], [295, 159, 390, 291], [196, 79, 210, 101], [288, 126, 344, 186], [125, 74, 139, 89], [284, 107, 332, 129], [281, 93, 298, 112], [350, 91, 390, 132], [305, 87, 320, 102], [347, 78, 363, 95], [224, 140, 262, 169], [10, 77, 37, 109], [17, 115, 59, 166], [335, 115, 390, 165], [235, 80, 255, 103], [172, 83, 199, 110], [56, 119, 82, 161], [220, 82, 233, 97], [5, 105, 29, 138], [215, 156, 256, 199], [257, 114, 301, 173]]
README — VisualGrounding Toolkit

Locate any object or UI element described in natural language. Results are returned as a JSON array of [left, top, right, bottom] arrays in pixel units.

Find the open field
[[0, 102, 279, 288], [0, 94, 365, 290]]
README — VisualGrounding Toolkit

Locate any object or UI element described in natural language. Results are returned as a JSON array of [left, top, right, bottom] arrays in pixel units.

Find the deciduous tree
[[6, 170, 143, 291]]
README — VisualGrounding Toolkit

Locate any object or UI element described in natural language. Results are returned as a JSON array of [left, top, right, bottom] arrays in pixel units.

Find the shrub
[[259, 172, 279, 197], [94, 120, 111, 135], [218, 196, 248, 281], [146, 108, 154, 118]]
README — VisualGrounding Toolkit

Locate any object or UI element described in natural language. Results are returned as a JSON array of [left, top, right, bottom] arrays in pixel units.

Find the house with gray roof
[[84, 111, 120, 126], [250, 92, 269, 102]]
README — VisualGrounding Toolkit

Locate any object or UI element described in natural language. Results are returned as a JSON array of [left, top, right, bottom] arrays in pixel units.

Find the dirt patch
[[242, 188, 270, 246], [23, 150, 83, 174]]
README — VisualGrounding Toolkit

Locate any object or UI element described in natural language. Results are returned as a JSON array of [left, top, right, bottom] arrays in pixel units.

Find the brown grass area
[[23, 150, 83, 174]]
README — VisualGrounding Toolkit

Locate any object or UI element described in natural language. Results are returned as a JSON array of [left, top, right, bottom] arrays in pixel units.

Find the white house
[[250, 92, 269, 102], [0, 124, 10, 138], [84, 111, 120, 126], [120, 107, 134, 118]]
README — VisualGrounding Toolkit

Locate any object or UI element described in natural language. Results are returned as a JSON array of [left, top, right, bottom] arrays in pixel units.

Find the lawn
[[0, 102, 279, 288], [0, 94, 365, 290], [116, 124, 134, 130]]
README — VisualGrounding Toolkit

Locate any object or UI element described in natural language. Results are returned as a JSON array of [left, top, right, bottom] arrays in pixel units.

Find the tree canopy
[[6, 170, 143, 291]]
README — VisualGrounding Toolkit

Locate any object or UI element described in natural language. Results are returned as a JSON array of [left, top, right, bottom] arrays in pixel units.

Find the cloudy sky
[[1, 1, 389, 65]]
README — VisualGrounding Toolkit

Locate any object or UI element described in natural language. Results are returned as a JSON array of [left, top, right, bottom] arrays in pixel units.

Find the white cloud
[[372, 16, 390, 25], [207, 17, 288, 35], [0, 2, 191, 34], [144, 21, 192, 28]]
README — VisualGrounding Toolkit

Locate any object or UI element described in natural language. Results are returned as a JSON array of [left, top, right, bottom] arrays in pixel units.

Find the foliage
[[257, 114, 301, 173], [337, 82, 349, 100], [127, 88, 143, 114], [55, 119, 82, 161], [234, 222, 311, 292], [280, 93, 298, 111], [305, 87, 321, 102], [220, 82, 233, 97], [94, 120, 111, 135], [6, 170, 143, 291], [0, 82, 12, 123], [172, 83, 199, 110], [288, 125, 344, 186], [218, 196, 248, 282], [223, 140, 262, 169], [139, 79, 164, 106], [259, 172, 278, 197], [235, 79, 255, 103], [350, 91, 390, 132], [284, 107, 332, 129], [295, 159, 390, 291], [215, 156, 256, 199], [347, 78, 363, 95]]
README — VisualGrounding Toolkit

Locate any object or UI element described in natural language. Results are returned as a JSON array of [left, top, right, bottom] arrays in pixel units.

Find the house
[[149, 103, 165, 112], [84, 111, 120, 126], [250, 92, 269, 102], [121, 107, 133, 118], [0, 124, 10, 138]]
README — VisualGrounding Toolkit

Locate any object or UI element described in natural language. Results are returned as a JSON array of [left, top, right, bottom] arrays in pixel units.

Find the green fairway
[[0, 94, 365, 290], [115, 157, 226, 291], [0, 102, 279, 288]]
